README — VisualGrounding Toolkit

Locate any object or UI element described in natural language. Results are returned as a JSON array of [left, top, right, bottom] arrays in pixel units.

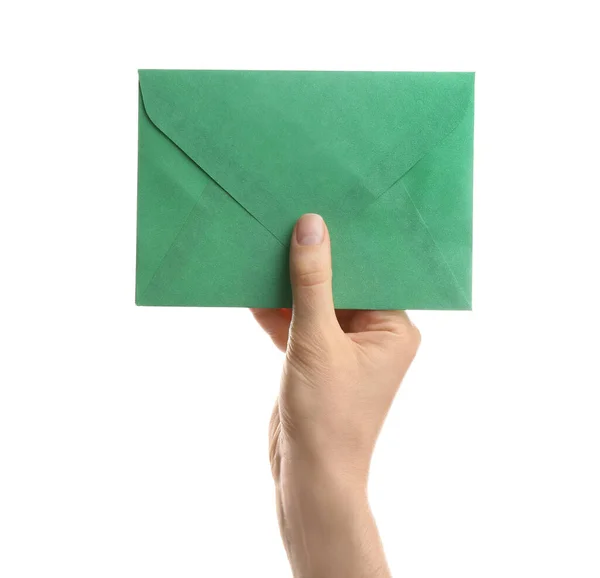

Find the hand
[[252, 214, 420, 578]]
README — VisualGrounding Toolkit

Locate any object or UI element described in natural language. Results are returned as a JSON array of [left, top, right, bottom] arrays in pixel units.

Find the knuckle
[[393, 322, 421, 354], [412, 325, 422, 346], [293, 268, 331, 288], [408, 329, 421, 357]]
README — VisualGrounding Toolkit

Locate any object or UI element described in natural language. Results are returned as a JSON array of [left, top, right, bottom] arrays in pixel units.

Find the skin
[[252, 214, 421, 578]]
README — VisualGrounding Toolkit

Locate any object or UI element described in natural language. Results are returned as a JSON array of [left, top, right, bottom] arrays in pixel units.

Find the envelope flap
[[138, 70, 474, 242]]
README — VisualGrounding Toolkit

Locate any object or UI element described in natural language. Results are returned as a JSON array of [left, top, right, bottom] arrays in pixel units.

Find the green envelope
[[136, 70, 474, 310]]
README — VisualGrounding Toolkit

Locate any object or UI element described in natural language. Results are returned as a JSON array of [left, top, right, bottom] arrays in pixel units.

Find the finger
[[289, 214, 339, 337], [250, 308, 292, 352], [350, 309, 419, 338]]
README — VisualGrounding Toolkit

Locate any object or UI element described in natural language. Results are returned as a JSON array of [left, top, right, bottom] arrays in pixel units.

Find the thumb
[[289, 214, 339, 335]]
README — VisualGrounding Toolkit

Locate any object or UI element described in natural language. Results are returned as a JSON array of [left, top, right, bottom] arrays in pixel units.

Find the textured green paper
[[136, 70, 474, 309]]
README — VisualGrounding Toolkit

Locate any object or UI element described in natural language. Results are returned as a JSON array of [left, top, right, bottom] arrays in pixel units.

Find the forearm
[[276, 462, 391, 578]]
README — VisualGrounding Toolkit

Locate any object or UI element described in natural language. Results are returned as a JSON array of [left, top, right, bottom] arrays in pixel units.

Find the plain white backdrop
[[1, 1, 599, 576]]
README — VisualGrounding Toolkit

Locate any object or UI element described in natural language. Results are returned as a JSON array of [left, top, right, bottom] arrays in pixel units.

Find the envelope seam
[[139, 83, 288, 248], [400, 181, 472, 309], [138, 183, 210, 302], [338, 87, 474, 215]]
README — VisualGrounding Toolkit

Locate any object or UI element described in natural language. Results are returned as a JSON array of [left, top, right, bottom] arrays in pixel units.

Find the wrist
[[276, 461, 379, 573], [278, 432, 371, 492], [278, 456, 368, 508], [278, 475, 369, 540]]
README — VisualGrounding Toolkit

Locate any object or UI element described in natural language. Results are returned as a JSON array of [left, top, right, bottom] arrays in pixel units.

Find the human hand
[[252, 214, 420, 577]]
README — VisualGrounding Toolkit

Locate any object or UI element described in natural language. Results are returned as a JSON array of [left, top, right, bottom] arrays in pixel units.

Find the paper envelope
[[136, 70, 474, 309]]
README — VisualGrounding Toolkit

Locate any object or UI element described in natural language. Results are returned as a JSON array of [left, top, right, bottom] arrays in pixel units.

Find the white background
[[1, 1, 599, 576]]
